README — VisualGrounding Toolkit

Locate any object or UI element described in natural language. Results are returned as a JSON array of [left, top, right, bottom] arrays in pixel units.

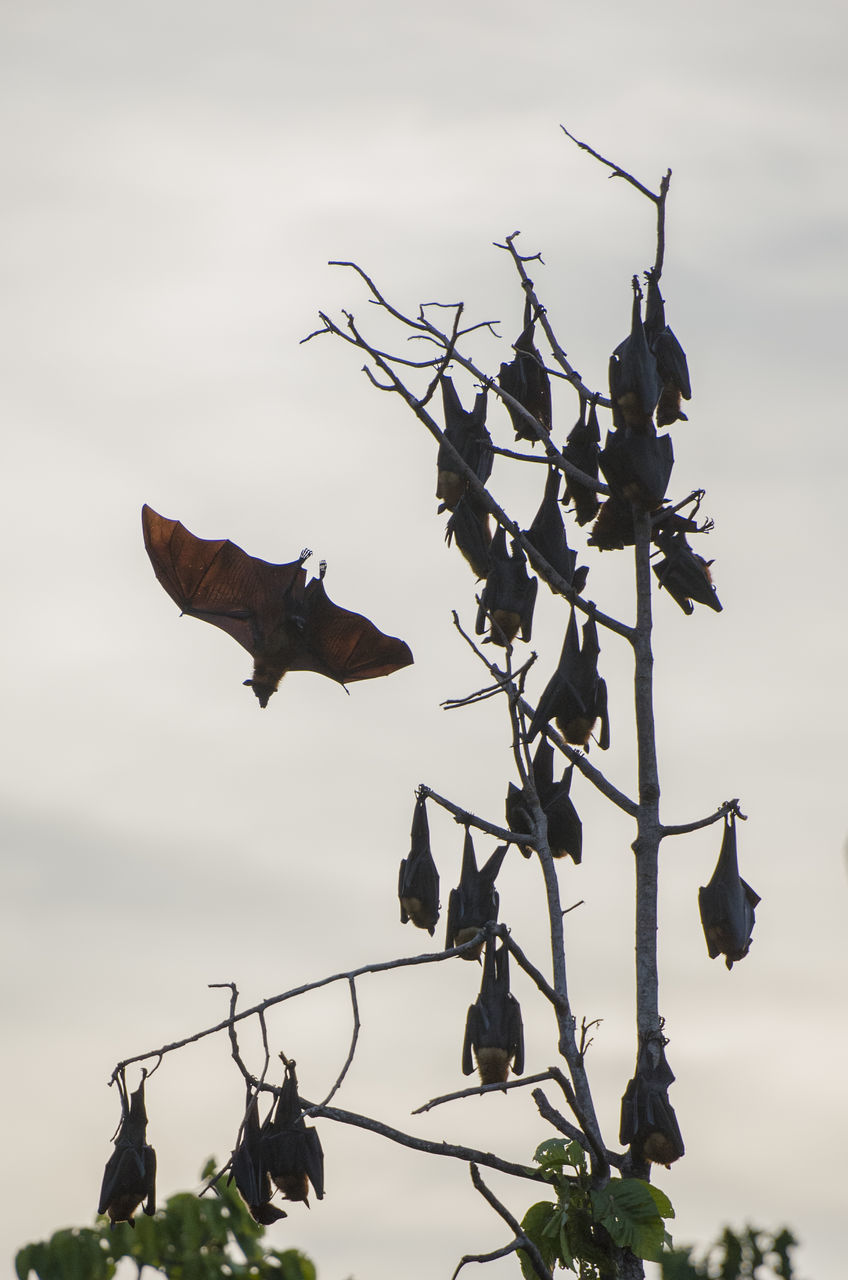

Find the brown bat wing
[[142, 505, 306, 655], [296, 579, 413, 683]]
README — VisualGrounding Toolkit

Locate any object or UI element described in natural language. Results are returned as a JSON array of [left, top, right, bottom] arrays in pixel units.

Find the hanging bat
[[532, 738, 582, 864], [653, 531, 722, 614], [644, 271, 691, 428], [436, 377, 493, 511], [445, 829, 508, 959], [619, 1034, 685, 1167], [142, 506, 413, 707], [229, 1089, 288, 1225], [599, 426, 674, 510], [505, 779, 534, 858], [699, 813, 760, 968], [527, 609, 610, 750], [498, 301, 552, 443], [262, 1058, 324, 1205], [444, 493, 492, 579], [588, 495, 635, 551], [398, 792, 440, 935], [562, 400, 601, 527], [608, 277, 662, 432], [98, 1072, 157, 1227], [475, 526, 537, 646], [505, 738, 582, 863], [462, 936, 524, 1084], [525, 466, 588, 595]]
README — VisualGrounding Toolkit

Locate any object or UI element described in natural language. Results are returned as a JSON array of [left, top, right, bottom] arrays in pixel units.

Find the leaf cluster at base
[[519, 1138, 673, 1278]]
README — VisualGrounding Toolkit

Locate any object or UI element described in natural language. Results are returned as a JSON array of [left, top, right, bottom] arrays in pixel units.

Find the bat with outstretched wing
[[142, 506, 413, 706]]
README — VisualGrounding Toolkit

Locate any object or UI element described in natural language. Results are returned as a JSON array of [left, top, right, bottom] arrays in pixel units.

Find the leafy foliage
[[519, 1139, 673, 1277], [15, 1160, 316, 1280], [660, 1226, 799, 1279]]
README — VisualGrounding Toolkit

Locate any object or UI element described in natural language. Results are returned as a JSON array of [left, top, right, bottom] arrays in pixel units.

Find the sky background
[[2, 3, 847, 1279]]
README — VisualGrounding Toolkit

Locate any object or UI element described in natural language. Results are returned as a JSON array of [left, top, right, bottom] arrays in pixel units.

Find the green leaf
[[591, 1178, 674, 1262], [532, 1139, 586, 1173], [519, 1200, 560, 1280]]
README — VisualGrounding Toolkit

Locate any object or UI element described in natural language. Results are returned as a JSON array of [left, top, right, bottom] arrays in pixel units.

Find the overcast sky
[[3, 3, 847, 1279]]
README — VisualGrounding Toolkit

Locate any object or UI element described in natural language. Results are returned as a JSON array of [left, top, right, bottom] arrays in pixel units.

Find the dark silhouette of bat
[[462, 937, 524, 1084], [98, 1071, 157, 1227], [620, 1034, 685, 1167], [562, 400, 601, 527], [600, 426, 674, 510], [653, 531, 722, 614], [525, 467, 588, 595], [527, 609, 610, 750], [506, 738, 582, 863], [644, 270, 691, 428], [475, 526, 537, 646], [445, 829, 508, 959], [229, 1089, 287, 1225], [262, 1058, 324, 1206], [588, 495, 635, 551], [141, 506, 413, 707], [699, 814, 760, 968], [498, 302, 552, 443], [444, 493, 492, 579], [608, 278, 662, 432], [436, 377, 493, 512], [398, 793, 440, 935], [532, 738, 582, 863]]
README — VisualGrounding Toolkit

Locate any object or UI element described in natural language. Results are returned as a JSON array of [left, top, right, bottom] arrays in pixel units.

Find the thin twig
[[469, 1164, 554, 1280], [316, 977, 360, 1108], [413, 1070, 564, 1116], [115, 941, 491, 1075], [661, 798, 746, 839]]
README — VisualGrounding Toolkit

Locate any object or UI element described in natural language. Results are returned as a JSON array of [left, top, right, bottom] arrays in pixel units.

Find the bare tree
[[98, 132, 758, 1280]]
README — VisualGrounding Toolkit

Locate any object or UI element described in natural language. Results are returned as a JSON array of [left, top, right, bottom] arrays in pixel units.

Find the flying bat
[[653, 531, 722, 614], [141, 506, 413, 707], [620, 1035, 685, 1167], [462, 937, 524, 1084], [229, 1089, 288, 1225], [525, 466, 588, 595], [699, 814, 760, 968], [262, 1058, 324, 1206], [562, 400, 601, 527], [498, 305, 552, 443], [608, 278, 662, 432], [398, 793, 440, 935], [527, 609, 610, 750], [475, 525, 537, 646], [444, 829, 508, 959], [644, 271, 691, 427], [436, 377, 493, 511], [98, 1072, 157, 1227]]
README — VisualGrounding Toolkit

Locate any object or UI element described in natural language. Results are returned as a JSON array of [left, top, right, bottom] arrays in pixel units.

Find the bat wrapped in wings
[[97, 1071, 157, 1227], [142, 506, 413, 706]]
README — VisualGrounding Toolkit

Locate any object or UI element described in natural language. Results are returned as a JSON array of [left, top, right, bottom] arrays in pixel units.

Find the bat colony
[[106, 263, 757, 1227]]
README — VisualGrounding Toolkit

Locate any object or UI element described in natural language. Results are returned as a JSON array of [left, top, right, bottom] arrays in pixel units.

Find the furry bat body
[[620, 1036, 685, 1167], [699, 814, 759, 968], [462, 937, 524, 1084], [98, 1074, 157, 1227], [142, 506, 413, 706], [475, 526, 537, 645], [399, 793, 440, 935], [445, 830, 507, 959]]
